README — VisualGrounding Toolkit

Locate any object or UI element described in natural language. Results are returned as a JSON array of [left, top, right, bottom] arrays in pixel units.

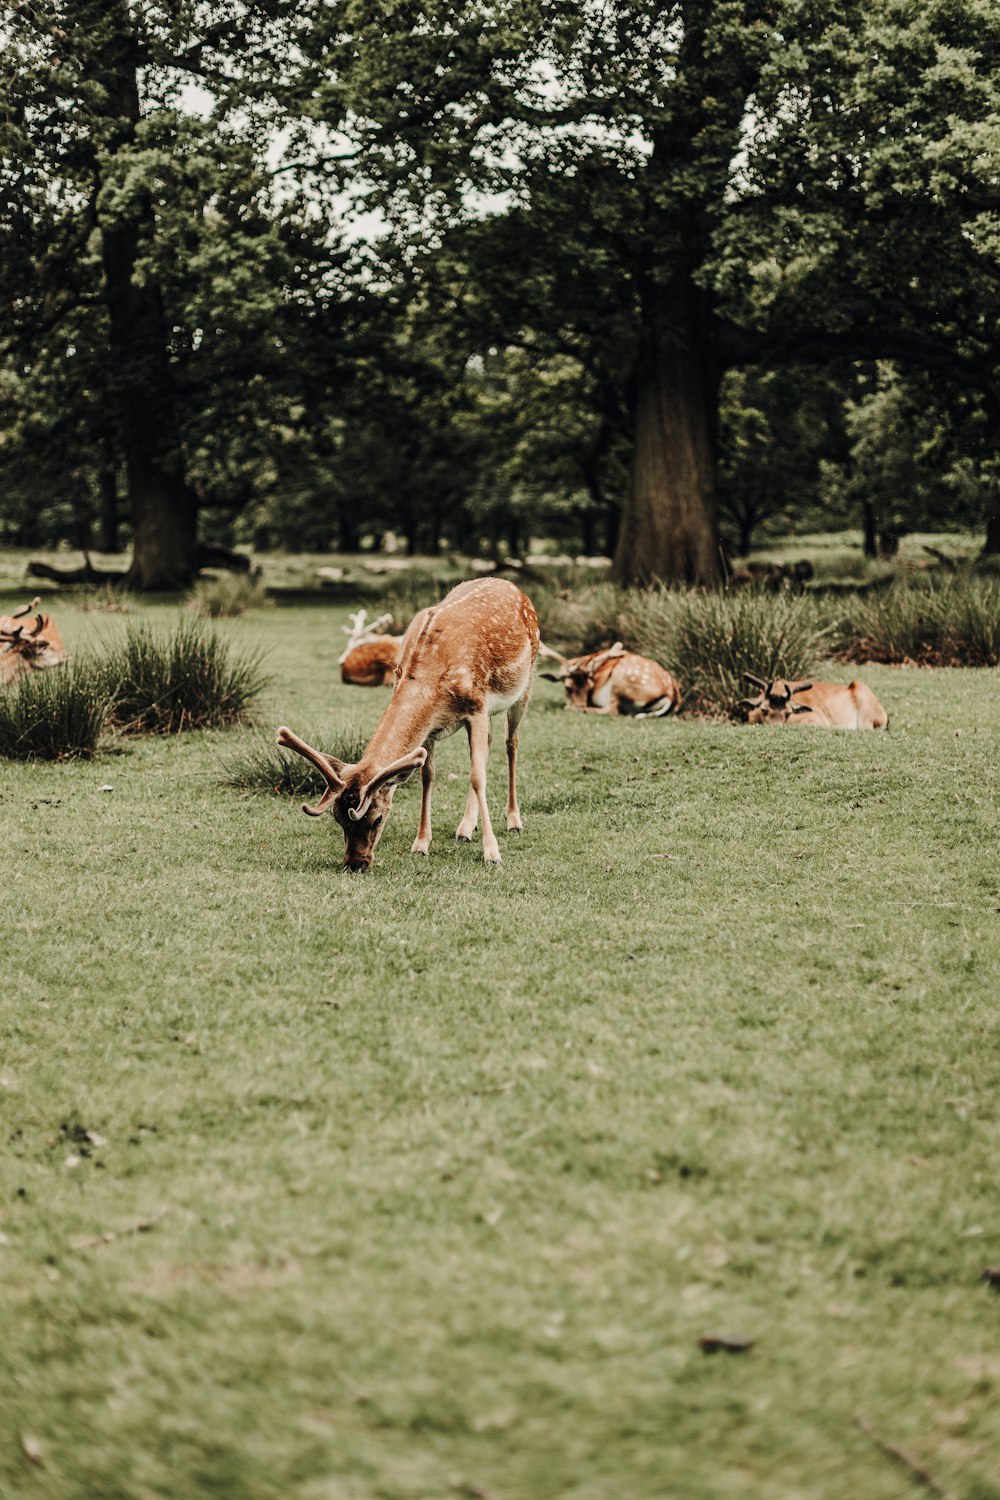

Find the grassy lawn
[[2, 589, 999, 1499]]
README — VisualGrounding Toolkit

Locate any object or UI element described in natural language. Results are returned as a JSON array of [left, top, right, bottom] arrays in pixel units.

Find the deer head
[[277, 726, 426, 870], [0, 609, 69, 683], [539, 641, 627, 708], [738, 674, 814, 724]]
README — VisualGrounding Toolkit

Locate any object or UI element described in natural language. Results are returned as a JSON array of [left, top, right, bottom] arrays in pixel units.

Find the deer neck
[[356, 676, 441, 777]]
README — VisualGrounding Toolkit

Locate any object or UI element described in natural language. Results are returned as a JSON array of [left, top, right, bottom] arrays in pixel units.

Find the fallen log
[[28, 545, 252, 588]]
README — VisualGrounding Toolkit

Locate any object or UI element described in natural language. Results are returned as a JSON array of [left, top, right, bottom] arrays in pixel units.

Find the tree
[[288, 0, 1000, 583], [1, 1, 348, 586]]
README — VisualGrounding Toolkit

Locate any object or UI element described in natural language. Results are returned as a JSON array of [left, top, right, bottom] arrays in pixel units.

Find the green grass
[[0, 657, 116, 760], [188, 572, 270, 618], [1, 591, 1000, 1500]]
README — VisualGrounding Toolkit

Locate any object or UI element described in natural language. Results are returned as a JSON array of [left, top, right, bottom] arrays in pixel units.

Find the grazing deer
[[278, 578, 540, 869], [339, 609, 403, 686], [0, 598, 69, 686], [539, 642, 681, 717], [739, 674, 888, 729]]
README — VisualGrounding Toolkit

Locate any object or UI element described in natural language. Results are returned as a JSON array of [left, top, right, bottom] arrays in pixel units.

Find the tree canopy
[[2, 0, 998, 583]]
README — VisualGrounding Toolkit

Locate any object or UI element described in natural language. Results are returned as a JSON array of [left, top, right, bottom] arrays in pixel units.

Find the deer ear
[[538, 671, 564, 681], [744, 672, 766, 690], [790, 702, 813, 714], [349, 747, 427, 819]]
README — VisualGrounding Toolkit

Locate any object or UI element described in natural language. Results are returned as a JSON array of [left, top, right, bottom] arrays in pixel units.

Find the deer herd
[[1, 581, 889, 871]]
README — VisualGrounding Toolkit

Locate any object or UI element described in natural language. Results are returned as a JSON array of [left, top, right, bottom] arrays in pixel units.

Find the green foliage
[[0, 658, 114, 760], [223, 719, 370, 796], [836, 574, 1000, 666], [108, 620, 269, 734], [189, 573, 270, 619]]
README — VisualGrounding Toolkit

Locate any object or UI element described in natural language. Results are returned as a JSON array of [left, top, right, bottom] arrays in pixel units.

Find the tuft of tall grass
[[658, 590, 836, 713], [834, 575, 1000, 667], [189, 572, 269, 618], [222, 718, 370, 796], [0, 658, 115, 759], [109, 619, 269, 734]]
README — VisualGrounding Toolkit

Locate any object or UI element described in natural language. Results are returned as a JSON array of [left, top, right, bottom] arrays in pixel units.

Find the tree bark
[[615, 327, 721, 585], [96, 465, 120, 553], [861, 501, 878, 559], [983, 511, 1000, 555], [95, 3, 198, 590]]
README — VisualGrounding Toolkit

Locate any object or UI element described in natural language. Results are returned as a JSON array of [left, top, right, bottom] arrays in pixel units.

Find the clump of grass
[[222, 718, 370, 796], [652, 589, 835, 714], [532, 581, 629, 651], [189, 573, 269, 618], [0, 658, 115, 759], [835, 575, 1000, 666], [109, 619, 269, 734], [75, 582, 136, 613]]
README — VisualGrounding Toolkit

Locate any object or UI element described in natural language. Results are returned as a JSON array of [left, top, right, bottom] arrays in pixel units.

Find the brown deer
[[739, 675, 888, 729], [278, 578, 540, 869], [339, 609, 403, 686], [0, 598, 69, 686], [540, 642, 681, 717]]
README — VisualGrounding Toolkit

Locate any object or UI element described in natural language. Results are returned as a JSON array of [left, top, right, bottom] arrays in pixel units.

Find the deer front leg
[[411, 746, 434, 855], [465, 712, 501, 864], [505, 697, 526, 832]]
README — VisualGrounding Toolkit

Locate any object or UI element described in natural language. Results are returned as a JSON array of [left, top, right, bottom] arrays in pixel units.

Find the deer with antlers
[[739, 674, 888, 729], [278, 578, 540, 870], [339, 609, 404, 686], [0, 597, 69, 686], [539, 642, 681, 717]]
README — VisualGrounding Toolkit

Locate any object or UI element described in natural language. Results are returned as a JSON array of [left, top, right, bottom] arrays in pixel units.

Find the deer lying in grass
[[339, 609, 403, 686], [278, 578, 540, 869], [539, 642, 681, 717], [739, 675, 888, 729], [0, 598, 69, 686]]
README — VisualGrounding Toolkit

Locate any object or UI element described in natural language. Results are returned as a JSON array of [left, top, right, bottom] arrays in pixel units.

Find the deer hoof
[[455, 833, 471, 844], [484, 853, 502, 865]]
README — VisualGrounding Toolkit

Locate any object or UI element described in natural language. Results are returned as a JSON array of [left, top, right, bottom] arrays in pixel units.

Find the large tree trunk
[[983, 510, 1000, 556], [96, 465, 120, 553], [615, 328, 721, 586], [861, 500, 878, 559], [96, 2, 198, 590]]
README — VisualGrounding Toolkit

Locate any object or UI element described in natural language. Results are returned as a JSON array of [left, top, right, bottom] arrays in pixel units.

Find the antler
[[744, 672, 767, 690], [9, 596, 40, 620], [276, 726, 346, 817], [337, 610, 395, 663], [536, 641, 568, 667], [587, 641, 627, 673]]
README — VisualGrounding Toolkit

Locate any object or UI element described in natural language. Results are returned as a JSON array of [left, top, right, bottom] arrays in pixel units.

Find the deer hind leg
[[464, 711, 501, 864], [411, 746, 435, 855], [455, 722, 480, 841], [505, 697, 526, 832]]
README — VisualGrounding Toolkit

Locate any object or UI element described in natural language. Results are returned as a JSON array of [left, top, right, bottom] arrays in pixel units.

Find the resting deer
[[278, 578, 540, 869], [0, 598, 69, 686], [739, 674, 888, 729], [540, 642, 681, 717], [339, 609, 403, 686]]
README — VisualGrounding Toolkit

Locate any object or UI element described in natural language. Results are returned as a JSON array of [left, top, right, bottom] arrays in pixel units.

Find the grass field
[[2, 587, 1000, 1500]]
